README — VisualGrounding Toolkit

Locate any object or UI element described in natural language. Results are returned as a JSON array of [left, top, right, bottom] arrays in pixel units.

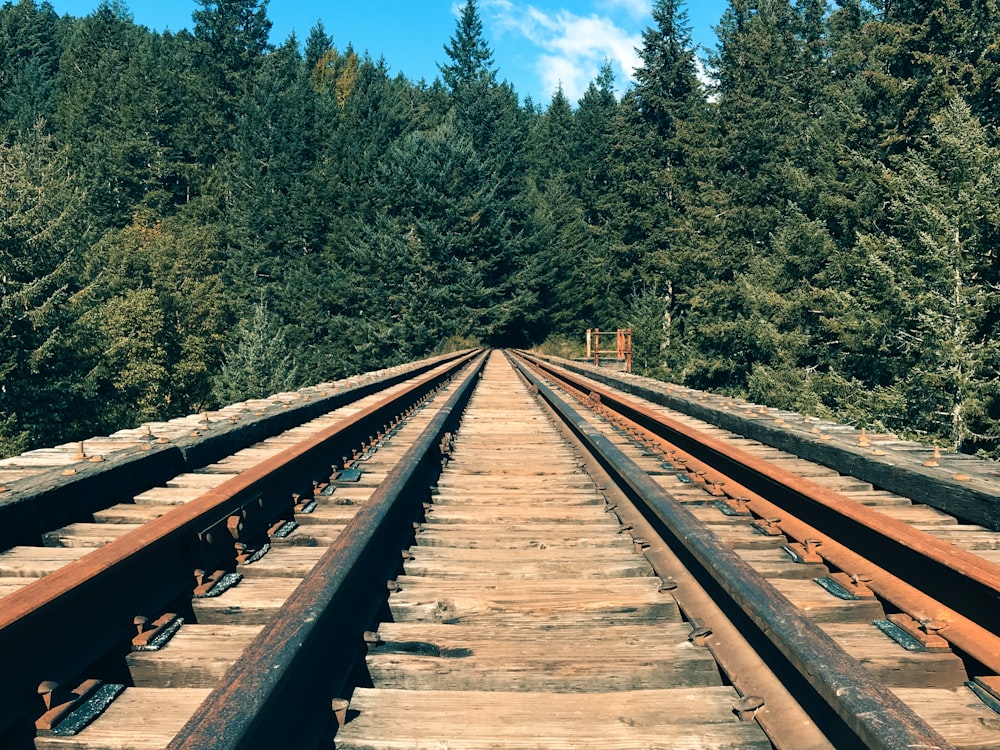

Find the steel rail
[[577, 396, 1000, 677], [0, 351, 472, 551], [505, 355, 836, 749], [522, 353, 1000, 627], [523, 354, 1000, 679], [168, 353, 488, 749], [538, 353, 1000, 532], [510, 352, 954, 750], [0, 351, 477, 742]]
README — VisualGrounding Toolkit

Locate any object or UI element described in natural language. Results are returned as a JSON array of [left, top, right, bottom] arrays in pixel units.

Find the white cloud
[[484, 1, 645, 103]]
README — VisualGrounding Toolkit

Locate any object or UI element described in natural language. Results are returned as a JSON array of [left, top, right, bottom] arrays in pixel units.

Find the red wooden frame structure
[[585, 328, 632, 373]]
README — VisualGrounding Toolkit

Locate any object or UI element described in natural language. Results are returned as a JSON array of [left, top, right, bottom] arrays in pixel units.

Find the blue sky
[[47, 1, 730, 104]]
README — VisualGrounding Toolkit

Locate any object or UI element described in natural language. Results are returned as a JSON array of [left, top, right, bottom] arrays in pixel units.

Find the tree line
[[2, 0, 998, 458]]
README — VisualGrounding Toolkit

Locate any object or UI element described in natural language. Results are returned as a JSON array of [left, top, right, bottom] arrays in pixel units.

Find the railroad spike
[[733, 695, 765, 721], [688, 625, 713, 646], [332, 698, 350, 727], [37, 681, 62, 712]]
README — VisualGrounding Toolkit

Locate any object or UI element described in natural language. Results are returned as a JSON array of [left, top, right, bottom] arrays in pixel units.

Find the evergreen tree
[[192, 0, 272, 167], [437, 0, 533, 344], [610, 0, 708, 371], [439, 0, 496, 93], [572, 62, 619, 229], [226, 37, 322, 284], [214, 293, 297, 403], [0, 124, 88, 456], [827, 99, 1000, 450], [56, 2, 173, 227], [0, 0, 62, 140]]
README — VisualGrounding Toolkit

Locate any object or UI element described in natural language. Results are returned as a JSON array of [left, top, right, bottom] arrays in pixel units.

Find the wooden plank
[[387, 576, 679, 625], [892, 687, 1000, 749], [693, 521, 789, 551], [768, 579, 886, 623], [913, 526, 1000, 550], [876, 506, 959, 525], [191, 577, 300, 625], [413, 526, 634, 550], [0, 576, 39, 595], [366, 623, 721, 691], [423, 506, 614, 524], [292, 504, 362, 523], [732, 547, 829, 579], [33, 688, 211, 750], [271, 524, 346, 546], [337, 687, 772, 750], [402, 547, 652, 580], [127, 624, 262, 688], [0, 546, 89, 576], [166, 473, 237, 489], [42, 523, 138, 548], [430, 490, 603, 506], [237, 547, 325, 577], [821, 623, 968, 688], [92, 504, 173, 524], [131, 487, 204, 506]]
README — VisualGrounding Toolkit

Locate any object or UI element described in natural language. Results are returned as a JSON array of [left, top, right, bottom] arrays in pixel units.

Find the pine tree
[[436, 0, 533, 345], [192, 0, 272, 167], [214, 293, 297, 403], [0, 0, 61, 140], [439, 0, 496, 93], [830, 99, 1000, 451], [0, 124, 88, 456], [56, 2, 173, 227], [610, 0, 708, 371]]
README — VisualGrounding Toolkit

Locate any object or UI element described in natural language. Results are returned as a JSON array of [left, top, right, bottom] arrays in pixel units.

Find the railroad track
[[0, 350, 998, 748]]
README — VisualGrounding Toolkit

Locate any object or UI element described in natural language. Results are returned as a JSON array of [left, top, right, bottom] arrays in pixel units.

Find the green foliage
[[2, 0, 1000, 460], [0, 0, 61, 141], [213, 294, 297, 403], [532, 335, 586, 360], [0, 123, 88, 455]]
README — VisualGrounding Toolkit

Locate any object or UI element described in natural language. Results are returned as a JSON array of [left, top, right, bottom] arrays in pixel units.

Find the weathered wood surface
[[767, 578, 886, 623], [0, 546, 89, 576], [401, 546, 653, 579], [387, 576, 678, 625], [366, 622, 721, 691], [338, 353, 770, 749], [91, 504, 173, 524], [820, 623, 968, 689], [892, 688, 1000, 749], [190, 577, 300, 625], [33, 688, 212, 750], [340, 687, 772, 750], [127, 625, 263, 688], [41, 523, 139, 548], [0, 576, 37, 595], [413, 523, 631, 549], [236, 547, 327, 577]]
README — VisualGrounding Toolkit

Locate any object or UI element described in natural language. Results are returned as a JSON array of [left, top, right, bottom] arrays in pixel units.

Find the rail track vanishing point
[[0, 349, 998, 748]]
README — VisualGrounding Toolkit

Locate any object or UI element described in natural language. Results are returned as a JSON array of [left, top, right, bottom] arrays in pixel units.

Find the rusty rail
[[0, 351, 478, 742], [533, 352, 1000, 532], [168, 353, 488, 749], [510, 352, 954, 750], [522, 353, 1000, 634], [0, 350, 472, 550]]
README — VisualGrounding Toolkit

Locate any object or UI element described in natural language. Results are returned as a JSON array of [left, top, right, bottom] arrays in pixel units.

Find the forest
[[1, 0, 999, 459]]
